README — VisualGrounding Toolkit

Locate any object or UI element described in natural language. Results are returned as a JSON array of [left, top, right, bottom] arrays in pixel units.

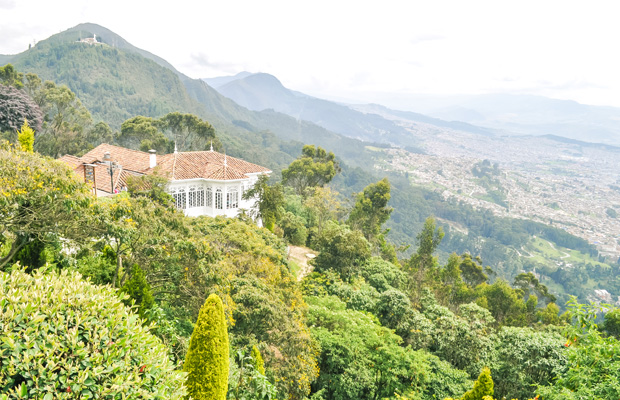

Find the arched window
[[215, 188, 223, 210], [171, 187, 187, 210], [227, 187, 239, 209], [206, 186, 213, 207], [188, 185, 205, 208]]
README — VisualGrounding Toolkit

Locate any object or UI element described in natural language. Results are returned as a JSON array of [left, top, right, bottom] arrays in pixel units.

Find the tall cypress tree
[[183, 293, 230, 400]]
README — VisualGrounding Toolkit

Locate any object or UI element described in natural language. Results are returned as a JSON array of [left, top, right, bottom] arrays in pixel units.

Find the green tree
[[604, 308, 620, 338], [184, 293, 230, 400], [120, 264, 155, 318], [160, 111, 217, 151], [537, 299, 620, 399], [0, 64, 24, 88], [308, 295, 471, 400], [31, 80, 94, 157], [279, 210, 308, 245], [347, 178, 393, 244], [459, 254, 488, 288], [312, 221, 371, 280], [513, 272, 556, 305], [118, 115, 172, 153], [405, 216, 444, 300], [492, 326, 566, 400], [476, 280, 528, 327], [303, 186, 341, 236], [242, 174, 284, 231], [0, 144, 92, 269], [282, 145, 340, 195], [17, 118, 34, 152]]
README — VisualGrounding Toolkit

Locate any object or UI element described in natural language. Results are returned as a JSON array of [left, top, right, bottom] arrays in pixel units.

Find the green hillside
[[11, 30, 202, 127]]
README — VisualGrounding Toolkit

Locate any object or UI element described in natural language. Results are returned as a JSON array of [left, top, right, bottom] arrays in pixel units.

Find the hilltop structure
[[77, 34, 102, 45], [59, 143, 271, 218]]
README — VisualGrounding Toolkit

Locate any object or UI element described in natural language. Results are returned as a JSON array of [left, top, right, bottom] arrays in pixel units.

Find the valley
[[371, 120, 620, 265]]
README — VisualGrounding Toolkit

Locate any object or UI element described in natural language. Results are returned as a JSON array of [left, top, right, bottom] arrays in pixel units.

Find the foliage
[[279, 210, 308, 245], [406, 217, 445, 295], [512, 272, 556, 305], [348, 177, 392, 240], [0, 83, 43, 135], [312, 220, 371, 280], [0, 64, 24, 89], [118, 115, 171, 152], [0, 268, 186, 399], [125, 168, 174, 207], [303, 186, 342, 236], [604, 308, 620, 338], [17, 119, 34, 152], [120, 264, 155, 318], [492, 327, 566, 399], [282, 145, 340, 195], [183, 293, 230, 400], [28, 78, 94, 157], [227, 348, 278, 400], [536, 299, 620, 399], [117, 112, 219, 154], [475, 280, 527, 327], [460, 367, 494, 400], [251, 345, 266, 376], [160, 111, 217, 152], [419, 292, 497, 377], [242, 174, 284, 231], [0, 144, 93, 269], [308, 295, 471, 400]]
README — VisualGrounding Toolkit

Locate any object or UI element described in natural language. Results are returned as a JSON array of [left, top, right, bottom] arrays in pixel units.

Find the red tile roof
[[59, 143, 271, 194]]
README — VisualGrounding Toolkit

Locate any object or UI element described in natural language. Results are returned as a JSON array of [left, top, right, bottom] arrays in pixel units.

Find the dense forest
[[2, 64, 620, 399]]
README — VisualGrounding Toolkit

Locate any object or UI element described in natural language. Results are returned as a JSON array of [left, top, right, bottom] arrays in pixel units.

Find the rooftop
[[59, 143, 271, 194]]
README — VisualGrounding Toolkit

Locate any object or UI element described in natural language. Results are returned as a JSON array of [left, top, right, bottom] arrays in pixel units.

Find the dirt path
[[288, 245, 317, 281]]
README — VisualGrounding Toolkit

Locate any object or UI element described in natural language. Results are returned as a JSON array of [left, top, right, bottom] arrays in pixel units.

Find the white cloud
[[0, 0, 15, 9], [1, 0, 620, 107]]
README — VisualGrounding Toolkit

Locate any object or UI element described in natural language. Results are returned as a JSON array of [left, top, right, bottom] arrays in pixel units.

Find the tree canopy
[[282, 145, 340, 195]]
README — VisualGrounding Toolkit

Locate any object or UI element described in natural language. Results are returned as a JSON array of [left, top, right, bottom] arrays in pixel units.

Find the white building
[[59, 143, 271, 218]]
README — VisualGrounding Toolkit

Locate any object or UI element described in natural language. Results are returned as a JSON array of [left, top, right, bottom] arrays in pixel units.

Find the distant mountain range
[[369, 92, 620, 146], [205, 73, 620, 147]]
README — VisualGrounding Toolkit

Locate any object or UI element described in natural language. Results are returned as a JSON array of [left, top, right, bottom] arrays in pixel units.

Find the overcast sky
[[1, 0, 619, 107]]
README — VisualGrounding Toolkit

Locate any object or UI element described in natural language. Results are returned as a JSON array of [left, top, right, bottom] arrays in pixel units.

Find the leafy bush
[[307, 295, 470, 400], [492, 326, 566, 399], [0, 268, 186, 399], [279, 211, 308, 245]]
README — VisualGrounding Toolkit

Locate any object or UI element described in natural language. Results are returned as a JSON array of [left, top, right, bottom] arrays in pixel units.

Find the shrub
[[120, 264, 155, 318], [0, 268, 186, 399], [183, 293, 230, 400]]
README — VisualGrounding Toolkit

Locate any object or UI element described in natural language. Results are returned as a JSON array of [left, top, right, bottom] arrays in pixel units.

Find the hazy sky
[[1, 0, 619, 107]]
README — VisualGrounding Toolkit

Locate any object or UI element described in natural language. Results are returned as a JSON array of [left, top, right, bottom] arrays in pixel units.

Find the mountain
[[350, 103, 496, 137], [203, 71, 253, 89], [206, 72, 423, 146], [2, 23, 376, 170], [381, 93, 620, 146]]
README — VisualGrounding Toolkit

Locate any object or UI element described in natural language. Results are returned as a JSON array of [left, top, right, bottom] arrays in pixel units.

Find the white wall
[[168, 176, 260, 219]]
